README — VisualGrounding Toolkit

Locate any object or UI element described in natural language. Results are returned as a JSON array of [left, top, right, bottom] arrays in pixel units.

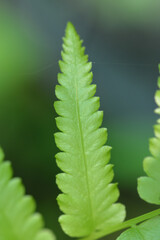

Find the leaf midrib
[[72, 41, 95, 233]]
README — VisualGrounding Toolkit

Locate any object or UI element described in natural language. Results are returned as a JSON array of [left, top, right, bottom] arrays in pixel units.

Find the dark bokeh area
[[0, 1, 160, 239]]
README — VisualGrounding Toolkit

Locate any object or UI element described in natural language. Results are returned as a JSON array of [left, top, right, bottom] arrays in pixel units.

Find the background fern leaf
[[54, 22, 126, 238], [116, 216, 160, 240], [138, 74, 160, 204], [0, 148, 56, 240]]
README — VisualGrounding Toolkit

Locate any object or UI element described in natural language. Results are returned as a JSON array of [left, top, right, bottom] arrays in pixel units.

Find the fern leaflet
[[54, 22, 126, 238], [0, 148, 56, 240], [117, 216, 160, 240], [138, 74, 160, 204]]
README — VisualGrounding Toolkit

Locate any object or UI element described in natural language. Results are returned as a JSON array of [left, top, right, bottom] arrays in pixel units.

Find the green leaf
[[54, 22, 126, 238], [0, 147, 56, 240], [138, 77, 160, 204], [117, 216, 160, 240]]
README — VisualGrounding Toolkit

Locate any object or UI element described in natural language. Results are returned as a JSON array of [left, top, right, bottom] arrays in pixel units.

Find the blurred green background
[[1, 1, 160, 239]]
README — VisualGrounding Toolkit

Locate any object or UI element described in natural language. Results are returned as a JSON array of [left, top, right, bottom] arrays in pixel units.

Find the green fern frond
[[117, 216, 160, 240], [0, 147, 56, 240], [138, 73, 160, 204], [54, 22, 126, 238]]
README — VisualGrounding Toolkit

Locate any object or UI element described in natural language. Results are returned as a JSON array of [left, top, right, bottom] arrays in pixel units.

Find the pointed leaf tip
[[65, 22, 78, 37], [66, 21, 74, 29]]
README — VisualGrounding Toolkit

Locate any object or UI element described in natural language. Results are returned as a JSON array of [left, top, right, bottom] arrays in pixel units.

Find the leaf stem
[[80, 208, 160, 240]]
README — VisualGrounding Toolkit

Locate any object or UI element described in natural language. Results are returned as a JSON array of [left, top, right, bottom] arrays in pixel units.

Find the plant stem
[[80, 208, 160, 240]]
